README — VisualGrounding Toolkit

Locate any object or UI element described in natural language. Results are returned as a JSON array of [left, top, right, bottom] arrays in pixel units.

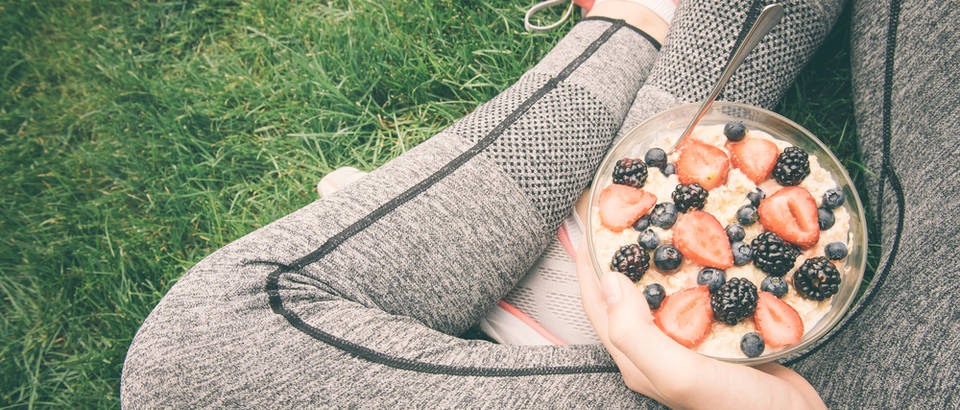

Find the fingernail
[[601, 273, 622, 305]]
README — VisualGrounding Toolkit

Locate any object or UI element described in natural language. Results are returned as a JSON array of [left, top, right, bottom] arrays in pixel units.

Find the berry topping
[[649, 202, 678, 229], [662, 163, 676, 176], [673, 211, 734, 269], [613, 158, 648, 188], [747, 188, 766, 207], [725, 223, 745, 242], [818, 207, 835, 230], [711, 277, 758, 325], [724, 121, 747, 142], [610, 244, 650, 283], [653, 244, 684, 272], [731, 241, 753, 266], [758, 186, 820, 247], [754, 291, 804, 347], [822, 188, 845, 209], [740, 332, 765, 358], [697, 267, 726, 293], [632, 215, 650, 231], [824, 242, 848, 260], [644, 283, 666, 310], [760, 276, 789, 298], [737, 205, 759, 226], [772, 146, 810, 186], [676, 141, 730, 190], [793, 257, 841, 301], [751, 232, 800, 276], [672, 183, 709, 213], [654, 286, 713, 348], [638, 229, 660, 250], [727, 137, 779, 183], [598, 184, 657, 232], [644, 148, 667, 169]]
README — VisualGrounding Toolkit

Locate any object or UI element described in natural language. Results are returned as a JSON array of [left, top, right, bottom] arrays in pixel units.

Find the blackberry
[[610, 244, 650, 282], [644, 283, 666, 310], [613, 158, 648, 188], [653, 244, 683, 272], [761, 276, 789, 298], [697, 267, 726, 293], [649, 202, 678, 229], [772, 146, 810, 186], [818, 207, 835, 230], [725, 223, 745, 242], [672, 183, 708, 212], [644, 148, 667, 169], [724, 121, 747, 142], [825, 242, 848, 260], [638, 229, 660, 250], [751, 232, 800, 276], [793, 257, 842, 301], [662, 163, 676, 176], [822, 188, 845, 209], [632, 215, 650, 231], [747, 188, 766, 207], [740, 332, 765, 358], [711, 277, 758, 325]]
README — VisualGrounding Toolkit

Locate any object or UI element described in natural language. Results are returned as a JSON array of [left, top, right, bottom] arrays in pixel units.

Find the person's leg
[[619, 0, 845, 135], [121, 8, 666, 408], [785, 0, 960, 407]]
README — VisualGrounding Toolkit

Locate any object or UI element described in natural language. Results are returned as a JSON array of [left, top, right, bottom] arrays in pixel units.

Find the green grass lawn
[[0, 1, 872, 407]]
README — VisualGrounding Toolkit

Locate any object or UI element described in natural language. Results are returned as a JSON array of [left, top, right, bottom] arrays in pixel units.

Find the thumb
[[601, 272, 657, 347]]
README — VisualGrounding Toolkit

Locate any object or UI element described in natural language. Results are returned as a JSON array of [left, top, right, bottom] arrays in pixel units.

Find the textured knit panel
[[788, 0, 960, 407], [451, 22, 659, 229], [122, 19, 667, 408]]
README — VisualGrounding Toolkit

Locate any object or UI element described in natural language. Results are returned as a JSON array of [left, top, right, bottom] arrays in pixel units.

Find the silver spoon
[[675, 3, 785, 146]]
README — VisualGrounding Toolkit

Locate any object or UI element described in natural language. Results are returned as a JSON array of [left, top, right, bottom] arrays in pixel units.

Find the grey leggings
[[121, 0, 960, 407]]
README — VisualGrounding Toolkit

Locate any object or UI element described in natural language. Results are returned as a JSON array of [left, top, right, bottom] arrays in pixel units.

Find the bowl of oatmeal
[[586, 102, 867, 364]]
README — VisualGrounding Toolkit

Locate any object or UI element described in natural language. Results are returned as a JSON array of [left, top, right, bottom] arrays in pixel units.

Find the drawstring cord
[[524, 0, 576, 32]]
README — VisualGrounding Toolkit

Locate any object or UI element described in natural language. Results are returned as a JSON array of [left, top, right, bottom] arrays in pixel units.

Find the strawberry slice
[[673, 211, 733, 269], [758, 186, 820, 247], [598, 184, 657, 232], [754, 291, 804, 347], [654, 285, 713, 348], [676, 141, 729, 190], [726, 137, 779, 183]]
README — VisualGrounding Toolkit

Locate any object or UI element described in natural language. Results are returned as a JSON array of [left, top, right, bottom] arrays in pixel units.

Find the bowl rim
[[585, 101, 868, 364]]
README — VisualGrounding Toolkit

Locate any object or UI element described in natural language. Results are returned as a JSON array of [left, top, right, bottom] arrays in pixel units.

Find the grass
[[0, 1, 872, 408]]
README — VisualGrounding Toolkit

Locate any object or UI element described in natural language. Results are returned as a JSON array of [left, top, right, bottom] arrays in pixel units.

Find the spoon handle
[[676, 3, 785, 143]]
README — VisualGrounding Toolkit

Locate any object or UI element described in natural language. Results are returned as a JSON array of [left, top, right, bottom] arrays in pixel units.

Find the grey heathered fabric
[[787, 0, 960, 407], [122, 19, 665, 408], [619, 0, 844, 137]]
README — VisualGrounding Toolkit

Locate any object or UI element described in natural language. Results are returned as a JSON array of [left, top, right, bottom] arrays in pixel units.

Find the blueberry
[[737, 205, 759, 226], [661, 163, 676, 176], [650, 202, 678, 229], [725, 223, 745, 242], [644, 283, 666, 310], [644, 148, 667, 169], [818, 207, 835, 230], [761, 276, 789, 298], [638, 229, 660, 250], [731, 241, 753, 266], [822, 188, 845, 209], [724, 121, 747, 142], [697, 267, 726, 293], [825, 242, 848, 260], [653, 244, 683, 271], [632, 215, 650, 231], [740, 332, 765, 358], [747, 188, 765, 207]]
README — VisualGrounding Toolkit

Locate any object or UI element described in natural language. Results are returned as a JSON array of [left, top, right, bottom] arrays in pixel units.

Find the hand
[[575, 243, 826, 409]]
